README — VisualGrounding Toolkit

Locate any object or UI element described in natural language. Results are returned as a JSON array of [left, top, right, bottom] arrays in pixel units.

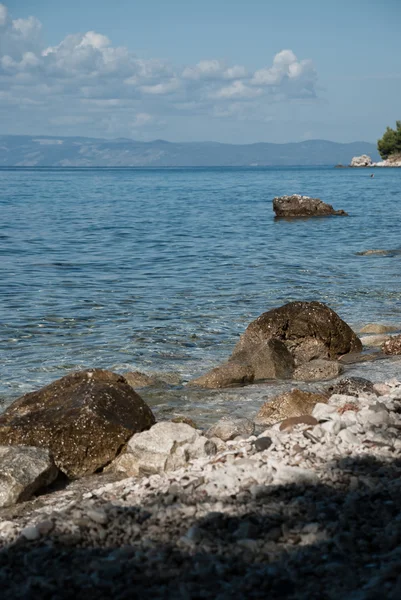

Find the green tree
[[377, 121, 401, 159]]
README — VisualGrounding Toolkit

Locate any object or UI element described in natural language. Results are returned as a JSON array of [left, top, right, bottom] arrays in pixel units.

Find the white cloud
[[0, 3, 319, 137], [214, 80, 262, 99], [252, 49, 317, 97]]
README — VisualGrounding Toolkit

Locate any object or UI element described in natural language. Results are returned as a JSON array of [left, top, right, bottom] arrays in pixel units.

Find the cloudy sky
[[1, 0, 400, 143]]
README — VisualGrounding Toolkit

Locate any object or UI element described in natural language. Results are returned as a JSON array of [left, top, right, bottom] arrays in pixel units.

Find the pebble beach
[[1, 373, 401, 599]]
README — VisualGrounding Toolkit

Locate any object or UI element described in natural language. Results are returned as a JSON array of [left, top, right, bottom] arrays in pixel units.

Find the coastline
[[1, 374, 401, 597]]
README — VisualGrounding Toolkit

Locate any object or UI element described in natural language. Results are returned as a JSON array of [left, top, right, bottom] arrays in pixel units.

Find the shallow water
[[1, 166, 401, 422]]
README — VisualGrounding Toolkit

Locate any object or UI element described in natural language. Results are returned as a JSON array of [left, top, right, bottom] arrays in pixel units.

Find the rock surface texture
[[382, 334, 401, 355], [122, 422, 216, 475], [231, 301, 362, 366], [273, 195, 348, 217], [188, 361, 255, 389], [293, 359, 343, 381], [0, 369, 156, 479], [0, 446, 58, 508], [255, 389, 328, 426]]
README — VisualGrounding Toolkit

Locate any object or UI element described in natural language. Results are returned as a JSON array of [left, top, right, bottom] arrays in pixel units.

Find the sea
[[1, 166, 401, 425]]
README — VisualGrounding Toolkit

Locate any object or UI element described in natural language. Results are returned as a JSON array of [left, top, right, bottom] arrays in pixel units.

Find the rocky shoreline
[[1, 375, 401, 598], [1, 302, 401, 597], [348, 154, 401, 168]]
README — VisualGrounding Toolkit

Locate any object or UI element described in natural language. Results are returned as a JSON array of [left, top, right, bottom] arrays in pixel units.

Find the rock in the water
[[124, 371, 160, 387], [293, 359, 343, 381], [273, 195, 348, 218], [188, 361, 254, 389], [206, 416, 255, 442], [0, 369, 155, 479], [350, 154, 372, 167], [125, 422, 216, 475], [326, 376, 377, 397], [360, 334, 391, 347], [382, 334, 401, 355], [231, 301, 362, 366], [124, 370, 182, 388], [245, 338, 295, 380], [255, 389, 328, 426], [359, 323, 398, 334], [0, 446, 58, 508], [171, 416, 198, 428]]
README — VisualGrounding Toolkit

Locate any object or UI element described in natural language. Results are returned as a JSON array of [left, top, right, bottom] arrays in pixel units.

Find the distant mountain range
[[0, 135, 380, 167]]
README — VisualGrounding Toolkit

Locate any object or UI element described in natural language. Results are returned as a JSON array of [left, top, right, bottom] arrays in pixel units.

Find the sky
[[0, 0, 400, 144]]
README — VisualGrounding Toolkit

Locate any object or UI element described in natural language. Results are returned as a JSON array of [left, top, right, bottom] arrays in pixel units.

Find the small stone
[[36, 520, 54, 536], [373, 383, 391, 396], [87, 508, 108, 525], [254, 437, 273, 452], [337, 429, 359, 445], [21, 526, 40, 541]]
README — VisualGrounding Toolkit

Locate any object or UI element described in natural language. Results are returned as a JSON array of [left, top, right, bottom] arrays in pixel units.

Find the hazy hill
[[0, 135, 380, 167]]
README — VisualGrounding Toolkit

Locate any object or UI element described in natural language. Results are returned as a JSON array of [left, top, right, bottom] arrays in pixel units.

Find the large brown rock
[[231, 301, 362, 366], [255, 389, 328, 426], [244, 338, 295, 380], [188, 361, 254, 389], [0, 369, 156, 479], [273, 195, 348, 218]]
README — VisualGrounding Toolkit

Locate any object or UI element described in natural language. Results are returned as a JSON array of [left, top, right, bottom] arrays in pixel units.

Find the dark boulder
[[273, 195, 348, 218], [0, 369, 155, 479], [231, 301, 362, 366]]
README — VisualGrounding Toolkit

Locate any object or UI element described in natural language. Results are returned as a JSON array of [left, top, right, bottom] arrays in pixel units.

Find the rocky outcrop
[[0, 369, 156, 479], [293, 359, 343, 381], [255, 389, 328, 426], [350, 154, 401, 167], [231, 301, 362, 367], [350, 154, 372, 167], [273, 195, 348, 218], [359, 323, 398, 334], [382, 334, 401, 355], [0, 446, 58, 508], [116, 422, 217, 476]]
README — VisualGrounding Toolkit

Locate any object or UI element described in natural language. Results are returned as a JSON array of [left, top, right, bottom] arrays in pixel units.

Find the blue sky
[[1, 0, 400, 143]]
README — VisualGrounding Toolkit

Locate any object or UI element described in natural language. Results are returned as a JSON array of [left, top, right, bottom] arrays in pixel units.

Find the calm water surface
[[1, 166, 401, 423]]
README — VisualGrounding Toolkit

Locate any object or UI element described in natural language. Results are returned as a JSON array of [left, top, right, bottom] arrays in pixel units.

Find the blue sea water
[[1, 166, 401, 423]]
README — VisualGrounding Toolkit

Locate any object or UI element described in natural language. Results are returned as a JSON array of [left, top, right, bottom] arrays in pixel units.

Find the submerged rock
[[293, 359, 343, 381], [273, 195, 347, 218], [188, 361, 254, 389], [359, 323, 399, 334], [255, 389, 328, 426], [0, 446, 58, 508], [0, 369, 156, 479], [231, 301, 362, 366]]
